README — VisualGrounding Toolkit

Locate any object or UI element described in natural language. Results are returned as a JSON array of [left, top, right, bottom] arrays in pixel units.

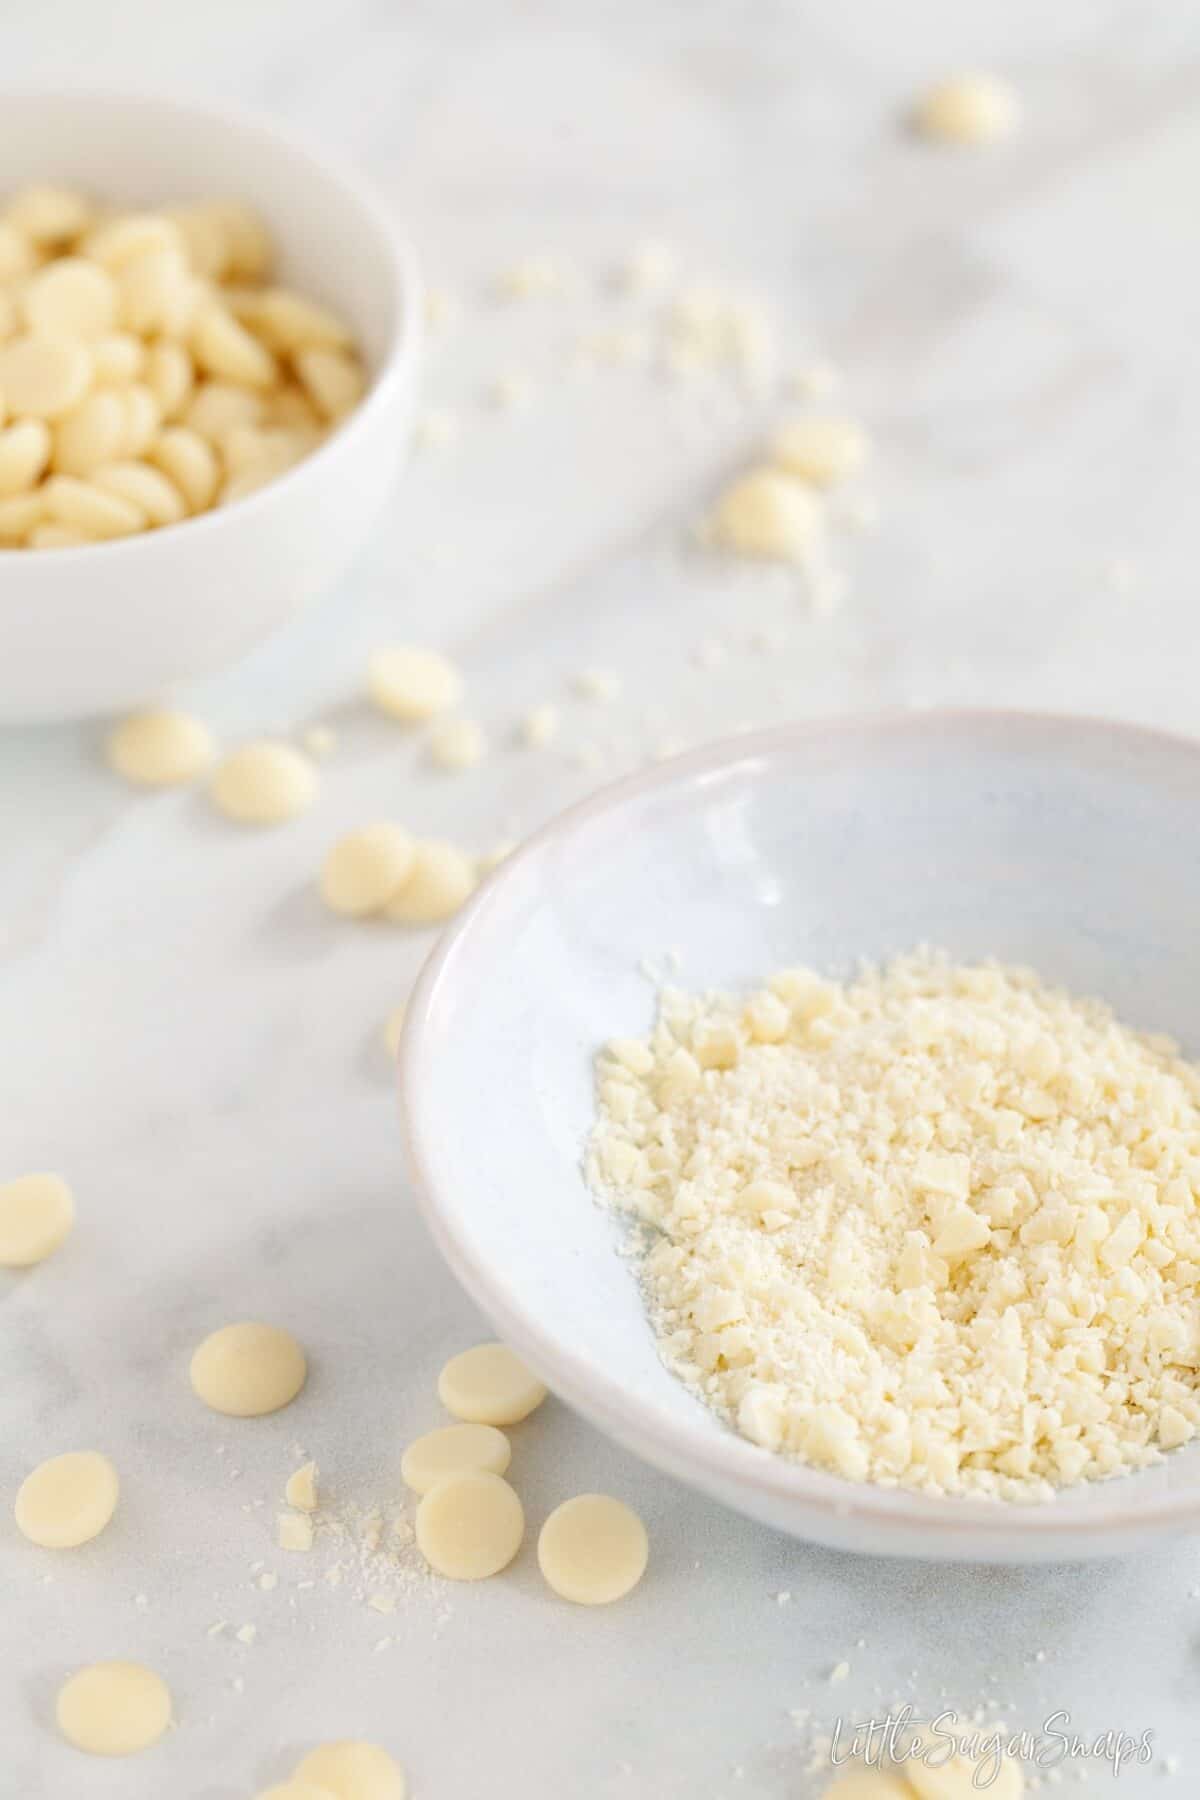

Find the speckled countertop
[[3, 3, 1200, 1794]]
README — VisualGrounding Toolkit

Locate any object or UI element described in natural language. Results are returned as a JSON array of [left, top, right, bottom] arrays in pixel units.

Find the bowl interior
[[0, 90, 401, 373], [404, 714, 1200, 1557]]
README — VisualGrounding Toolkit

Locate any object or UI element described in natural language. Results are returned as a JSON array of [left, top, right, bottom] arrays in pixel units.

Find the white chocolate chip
[[41, 474, 144, 539], [572, 667, 621, 703], [709, 466, 823, 562], [0, 419, 52, 495], [92, 461, 187, 528], [537, 1494, 648, 1605], [89, 333, 144, 384], [191, 303, 277, 389], [384, 841, 476, 926], [320, 824, 414, 917], [190, 1322, 307, 1417], [252, 289, 352, 354], [22, 258, 117, 339], [52, 392, 127, 478], [437, 1342, 547, 1425], [0, 335, 93, 419], [912, 73, 1020, 145], [106, 708, 214, 788], [56, 1662, 171, 1757], [294, 1741, 407, 1800], [295, 346, 365, 419], [427, 716, 486, 772], [210, 743, 317, 825], [142, 341, 194, 420], [6, 184, 91, 245], [15, 1452, 119, 1549], [0, 1172, 75, 1266], [146, 428, 219, 513], [415, 1471, 524, 1580], [368, 646, 463, 722], [518, 703, 559, 748], [401, 1423, 511, 1495]]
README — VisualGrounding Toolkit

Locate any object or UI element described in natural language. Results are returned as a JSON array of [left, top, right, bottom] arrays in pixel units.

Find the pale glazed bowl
[[401, 712, 1200, 1562], [0, 90, 421, 723]]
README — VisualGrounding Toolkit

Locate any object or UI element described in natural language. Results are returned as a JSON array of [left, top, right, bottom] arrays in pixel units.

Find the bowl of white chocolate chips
[[0, 90, 420, 722]]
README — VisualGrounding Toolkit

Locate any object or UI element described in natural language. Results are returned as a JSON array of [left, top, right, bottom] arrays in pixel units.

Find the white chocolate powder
[[588, 950, 1200, 1500]]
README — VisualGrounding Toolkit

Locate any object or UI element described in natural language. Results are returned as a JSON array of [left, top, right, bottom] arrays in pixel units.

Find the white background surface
[[2, 3, 1199, 1794]]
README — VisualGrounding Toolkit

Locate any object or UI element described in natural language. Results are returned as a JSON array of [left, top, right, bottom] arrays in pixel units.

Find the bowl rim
[[0, 86, 421, 561], [400, 707, 1200, 1554]]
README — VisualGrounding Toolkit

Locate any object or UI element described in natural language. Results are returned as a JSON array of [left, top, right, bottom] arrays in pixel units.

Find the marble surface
[[3, 3, 1200, 1794]]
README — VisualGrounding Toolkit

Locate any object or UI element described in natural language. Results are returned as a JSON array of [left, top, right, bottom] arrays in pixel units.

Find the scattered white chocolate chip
[[427, 716, 486, 772], [572, 668, 621, 703], [384, 841, 476, 926], [769, 416, 870, 488], [0, 1172, 74, 1267], [367, 646, 463, 722], [55, 1662, 171, 1757], [518, 703, 559, 749], [437, 1343, 547, 1426], [401, 1423, 512, 1495], [14, 1452, 119, 1549], [295, 1742, 407, 1800], [912, 73, 1020, 145], [210, 743, 317, 825], [708, 466, 823, 562], [320, 824, 414, 917], [415, 1471, 524, 1580], [190, 1322, 307, 1418], [285, 1461, 319, 1512], [537, 1494, 648, 1605], [105, 708, 214, 788]]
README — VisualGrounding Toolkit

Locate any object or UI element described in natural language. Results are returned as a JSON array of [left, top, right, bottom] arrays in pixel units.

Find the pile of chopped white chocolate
[[589, 950, 1200, 1500], [0, 184, 364, 547]]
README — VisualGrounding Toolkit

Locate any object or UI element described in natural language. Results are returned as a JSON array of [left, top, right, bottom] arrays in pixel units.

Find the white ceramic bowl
[[0, 90, 420, 723], [402, 711, 1200, 1562]]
